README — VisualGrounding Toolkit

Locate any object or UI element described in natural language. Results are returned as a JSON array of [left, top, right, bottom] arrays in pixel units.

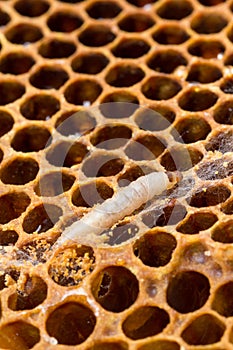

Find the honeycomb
[[0, 0, 233, 349]]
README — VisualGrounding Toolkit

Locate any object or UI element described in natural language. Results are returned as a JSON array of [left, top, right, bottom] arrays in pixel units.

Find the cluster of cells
[[0, 0, 233, 349]]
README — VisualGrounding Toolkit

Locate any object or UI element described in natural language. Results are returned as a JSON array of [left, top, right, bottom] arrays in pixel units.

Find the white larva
[[54, 172, 169, 249]]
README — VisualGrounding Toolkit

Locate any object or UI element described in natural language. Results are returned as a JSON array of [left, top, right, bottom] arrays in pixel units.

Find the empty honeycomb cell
[[186, 62, 222, 84], [213, 101, 233, 124], [188, 38, 225, 58], [8, 275, 47, 311], [20, 94, 60, 120], [172, 116, 211, 143], [0, 148, 3, 163], [0, 80, 25, 105], [198, 0, 226, 5], [0, 229, 18, 245], [86, 341, 128, 350], [47, 11, 83, 33], [133, 230, 177, 267], [49, 245, 95, 286], [46, 141, 88, 167], [176, 212, 218, 234], [0, 192, 30, 224], [64, 79, 102, 105], [5, 23, 43, 44], [142, 202, 187, 228], [211, 220, 233, 243], [79, 24, 116, 47], [137, 340, 180, 350], [178, 88, 218, 111], [111, 38, 150, 59], [160, 146, 203, 171], [22, 203, 62, 234], [227, 24, 233, 43], [100, 97, 139, 118], [90, 125, 132, 150], [167, 271, 210, 313], [220, 77, 233, 94], [0, 157, 39, 185], [103, 222, 139, 245], [224, 53, 233, 66], [118, 165, 145, 187], [0, 110, 14, 136], [82, 154, 124, 177], [118, 13, 154, 32], [152, 25, 190, 45], [126, 0, 157, 6], [125, 135, 166, 161], [122, 306, 170, 340], [222, 197, 233, 214], [11, 125, 51, 152], [206, 130, 233, 153], [0, 321, 40, 350], [58, 0, 84, 2], [35, 171, 75, 197], [91, 266, 139, 312], [72, 180, 114, 207], [105, 64, 145, 88], [157, 0, 193, 20], [14, 0, 50, 17], [56, 110, 96, 136], [212, 281, 233, 317], [142, 76, 182, 101], [196, 158, 233, 180], [181, 314, 225, 345], [191, 12, 227, 34], [46, 302, 96, 345], [189, 185, 230, 207], [0, 52, 35, 75], [86, 1, 122, 19], [135, 106, 175, 131], [38, 38, 76, 59], [0, 9, 10, 26], [147, 49, 187, 74], [29, 66, 69, 90], [71, 52, 109, 74]]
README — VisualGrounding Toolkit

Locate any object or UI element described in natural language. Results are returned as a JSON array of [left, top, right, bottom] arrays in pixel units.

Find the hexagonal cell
[[111, 38, 150, 59], [181, 314, 225, 345], [213, 100, 233, 124], [222, 197, 233, 215], [86, 342, 128, 350], [118, 13, 154, 32], [0, 192, 30, 224], [8, 275, 47, 311], [105, 64, 145, 87], [56, 110, 96, 136], [46, 141, 88, 167], [189, 185, 230, 207], [58, 0, 84, 2], [5, 23, 43, 44], [0, 321, 40, 350], [47, 11, 83, 32], [122, 306, 170, 340], [126, 0, 156, 6], [71, 52, 109, 74], [100, 97, 139, 118], [197, 158, 233, 181], [211, 220, 233, 243], [0, 110, 14, 136], [142, 76, 182, 100], [11, 125, 51, 152], [137, 340, 180, 350], [0, 229, 18, 246], [147, 49, 187, 74], [46, 302, 96, 345], [14, 0, 50, 17], [30, 66, 69, 90], [86, 1, 122, 19], [72, 180, 114, 207], [172, 116, 211, 143], [91, 266, 139, 312], [35, 171, 75, 197], [20, 94, 60, 120], [0, 9, 10, 26], [49, 245, 95, 286], [0, 157, 39, 185], [90, 125, 132, 150], [0, 80, 25, 105], [186, 63, 222, 83], [220, 77, 233, 94], [198, 0, 225, 5], [17, 239, 52, 264], [161, 146, 203, 171], [157, 0, 193, 20], [22, 203, 62, 234], [224, 53, 233, 66], [167, 271, 210, 313], [64, 79, 102, 105], [125, 135, 166, 161], [133, 230, 177, 267], [0, 270, 19, 291], [0, 52, 35, 75], [191, 12, 227, 34], [206, 130, 233, 153], [178, 88, 218, 111], [38, 38, 76, 59], [152, 24, 190, 45], [82, 154, 124, 177], [177, 212, 218, 235], [212, 282, 233, 317], [188, 39, 225, 59], [135, 106, 175, 131], [79, 24, 116, 47]]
